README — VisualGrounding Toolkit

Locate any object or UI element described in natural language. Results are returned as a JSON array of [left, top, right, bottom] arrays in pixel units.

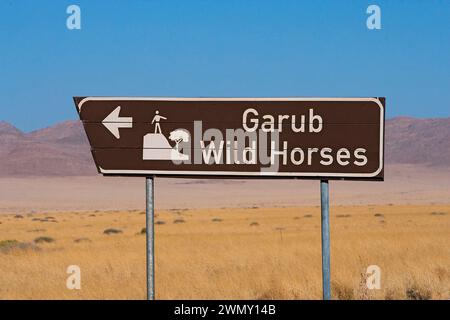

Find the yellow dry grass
[[0, 204, 449, 300]]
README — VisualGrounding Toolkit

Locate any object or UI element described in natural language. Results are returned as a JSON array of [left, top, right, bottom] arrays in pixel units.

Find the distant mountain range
[[0, 120, 94, 176], [0, 117, 449, 176]]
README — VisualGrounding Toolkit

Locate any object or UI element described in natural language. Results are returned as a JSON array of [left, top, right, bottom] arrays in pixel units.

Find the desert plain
[[0, 164, 449, 300]]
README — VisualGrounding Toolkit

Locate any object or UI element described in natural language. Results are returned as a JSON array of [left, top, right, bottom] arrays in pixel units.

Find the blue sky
[[0, 1, 449, 131]]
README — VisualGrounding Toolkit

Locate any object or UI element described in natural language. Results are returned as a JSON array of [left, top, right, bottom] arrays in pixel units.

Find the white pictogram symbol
[[102, 106, 133, 139], [143, 111, 189, 161], [151, 110, 166, 134]]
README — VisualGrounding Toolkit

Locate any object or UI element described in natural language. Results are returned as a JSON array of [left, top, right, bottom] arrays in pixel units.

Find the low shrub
[[34, 236, 55, 244], [406, 284, 432, 300], [103, 228, 122, 235]]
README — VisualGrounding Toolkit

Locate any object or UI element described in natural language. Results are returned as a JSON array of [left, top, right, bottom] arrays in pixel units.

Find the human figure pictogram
[[151, 110, 167, 134]]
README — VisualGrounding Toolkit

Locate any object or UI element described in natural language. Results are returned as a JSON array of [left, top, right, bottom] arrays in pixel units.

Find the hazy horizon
[[1, 110, 448, 133]]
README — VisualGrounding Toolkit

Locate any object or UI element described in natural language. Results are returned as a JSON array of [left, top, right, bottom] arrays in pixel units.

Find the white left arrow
[[102, 106, 133, 139]]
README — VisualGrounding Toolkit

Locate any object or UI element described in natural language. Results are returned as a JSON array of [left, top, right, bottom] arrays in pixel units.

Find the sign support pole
[[146, 176, 155, 300], [320, 180, 331, 300]]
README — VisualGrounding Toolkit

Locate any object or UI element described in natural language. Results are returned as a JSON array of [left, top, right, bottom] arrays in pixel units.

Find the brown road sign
[[74, 97, 385, 180]]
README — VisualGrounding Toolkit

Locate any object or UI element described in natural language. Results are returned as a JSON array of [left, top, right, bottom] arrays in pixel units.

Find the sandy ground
[[1, 164, 448, 300], [0, 164, 449, 214], [0, 204, 449, 299]]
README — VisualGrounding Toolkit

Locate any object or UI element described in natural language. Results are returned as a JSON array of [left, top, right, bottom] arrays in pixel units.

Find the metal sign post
[[320, 180, 331, 300], [146, 177, 155, 300]]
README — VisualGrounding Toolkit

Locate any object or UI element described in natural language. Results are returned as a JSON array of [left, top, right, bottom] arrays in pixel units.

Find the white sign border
[[77, 97, 384, 178]]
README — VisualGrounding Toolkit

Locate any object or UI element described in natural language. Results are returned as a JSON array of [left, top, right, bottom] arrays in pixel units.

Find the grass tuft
[[0, 239, 19, 248], [103, 228, 122, 235], [0, 239, 40, 253], [27, 229, 46, 233], [332, 281, 354, 300], [34, 236, 55, 244], [74, 237, 92, 243], [406, 283, 432, 300], [336, 214, 351, 218], [374, 213, 384, 217]]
